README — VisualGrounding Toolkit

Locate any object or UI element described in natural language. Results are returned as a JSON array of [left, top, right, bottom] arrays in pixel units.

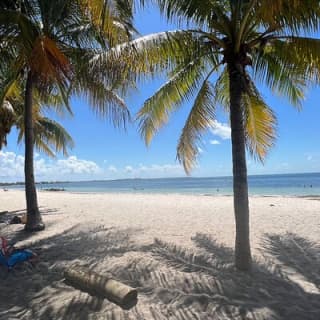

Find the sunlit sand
[[0, 190, 319, 319]]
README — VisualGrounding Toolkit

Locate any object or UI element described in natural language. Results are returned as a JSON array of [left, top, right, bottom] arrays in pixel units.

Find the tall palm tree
[[0, 0, 134, 231], [94, 0, 320, 270]]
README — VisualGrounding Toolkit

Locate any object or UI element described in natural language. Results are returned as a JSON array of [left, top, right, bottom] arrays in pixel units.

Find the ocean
[[5, 172, 320, 196]]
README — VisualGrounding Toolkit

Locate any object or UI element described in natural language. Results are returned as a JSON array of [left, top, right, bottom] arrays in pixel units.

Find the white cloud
[[0, 152, 102, 182], [0, 151, 188, 182], [125, 165, 133, 173], [209, 140, 220, 145], [198, 147, 204, 154], [56, 156, 100, 175], [128, 163, 185, 178], [108, 165, 117, 173], [210, 120, 231, 140], [0, 151, 24, 179]]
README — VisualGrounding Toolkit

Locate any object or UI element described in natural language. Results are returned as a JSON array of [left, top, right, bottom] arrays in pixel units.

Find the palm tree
[[0, 0, 134, 231], [94, 0, 320, 270], [0, 86, 74, 157]]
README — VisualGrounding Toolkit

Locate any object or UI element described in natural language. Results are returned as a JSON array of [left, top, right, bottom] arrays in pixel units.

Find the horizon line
[[1, 171, 319, 185]]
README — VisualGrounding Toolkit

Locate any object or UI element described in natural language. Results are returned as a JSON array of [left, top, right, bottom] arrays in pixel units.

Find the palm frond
[[244, 79, 277, 161], [29, 35, 72, 87], [271, 37, 320, 83], [137, 57, 209, 146], [255, 0, 320, 34], [35, 86, 73, 117], [76, 83, 130, 128], [253, 40, 308, 108], [33, 139, 55, 158], [79, 0, 135, 46], [0, 60, 23, 108], [212, 67, 229, 111], [177, 79, 216, 173], [149, 0, 230, 33], [0, 100, 15, 149], [33, 117, 74, 157], [91, 30, 204, 82]]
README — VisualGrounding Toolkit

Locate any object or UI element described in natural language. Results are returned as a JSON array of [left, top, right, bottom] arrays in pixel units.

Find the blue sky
[[1, 6, 320, 182]]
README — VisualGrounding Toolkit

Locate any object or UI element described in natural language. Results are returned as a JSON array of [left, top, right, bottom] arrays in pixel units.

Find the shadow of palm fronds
[[147, 233, 320, 320], [192, 233, 235, 265], [152, 238, 221, 275], [0, 207, 61, 245], [29, 293, 104, 320], [262, 233, 320, 290], [0, 225, 142, 320], [1, 227, 320, 320]]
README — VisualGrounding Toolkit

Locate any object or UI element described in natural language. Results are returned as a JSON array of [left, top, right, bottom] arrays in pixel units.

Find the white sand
[[0, 190, 319, 319]]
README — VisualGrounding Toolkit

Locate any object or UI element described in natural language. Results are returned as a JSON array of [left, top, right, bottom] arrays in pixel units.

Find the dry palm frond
[[29, 35, 72, 87]]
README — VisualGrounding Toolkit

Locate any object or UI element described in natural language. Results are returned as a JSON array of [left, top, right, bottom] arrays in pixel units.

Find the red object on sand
[[0, 236, 8, 255]]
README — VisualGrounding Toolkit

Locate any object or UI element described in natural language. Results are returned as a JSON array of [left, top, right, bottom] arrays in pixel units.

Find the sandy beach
[[0, 189, 319, 319]]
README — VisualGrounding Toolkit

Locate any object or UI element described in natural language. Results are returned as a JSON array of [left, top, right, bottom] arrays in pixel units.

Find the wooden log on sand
[[64, 267, 138, 308]]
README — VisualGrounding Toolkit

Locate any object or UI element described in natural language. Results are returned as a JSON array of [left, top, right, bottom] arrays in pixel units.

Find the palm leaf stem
[[235, 0, 257, 52]]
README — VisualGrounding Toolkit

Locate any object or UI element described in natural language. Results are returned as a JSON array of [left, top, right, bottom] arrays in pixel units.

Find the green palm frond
[[137, 57, 209, 145], [71, 48, 130, 127], [36, 86, 73, 117], [177, 79, 216, 173], [244, 79, 277, 161], [0, 100, 16, 149], [33, 140, 55, 157], [36, 118, 74, 156], [0, 9, 39, 52], [91, 30, 204, 81], [212, 67, 229, 111], [79, 0, 135, 47], [255, 0, 320, 34], [271, 37, 320, 83], [149, 0, 230, 33], [253, 42, 307, 108], [17, 117, 74, 157], [0, 62, 23, 108], [77, 83, 130, 128]]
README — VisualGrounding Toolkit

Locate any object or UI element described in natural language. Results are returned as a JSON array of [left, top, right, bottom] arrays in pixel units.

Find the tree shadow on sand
[[0, 207, 60, 240], [134, 233, 319, 320], [0, 225, 142, 319], [262, 233, 320, 291], [0, 228, 319, 320]]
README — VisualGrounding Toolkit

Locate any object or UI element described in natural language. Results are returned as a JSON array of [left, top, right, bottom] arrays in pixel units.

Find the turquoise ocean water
[[5, 172, 320, 196]]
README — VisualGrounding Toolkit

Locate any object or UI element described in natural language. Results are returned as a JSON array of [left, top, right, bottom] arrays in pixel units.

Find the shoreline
[[3, 188, 320, 199]]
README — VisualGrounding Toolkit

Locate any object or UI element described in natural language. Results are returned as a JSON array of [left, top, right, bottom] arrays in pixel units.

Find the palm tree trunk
[[24, 71, 45, 231], [228, 63, 252, 270]]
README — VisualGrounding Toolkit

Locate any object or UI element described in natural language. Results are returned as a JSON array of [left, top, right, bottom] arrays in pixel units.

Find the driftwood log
[[64, 267, 138, 307]]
